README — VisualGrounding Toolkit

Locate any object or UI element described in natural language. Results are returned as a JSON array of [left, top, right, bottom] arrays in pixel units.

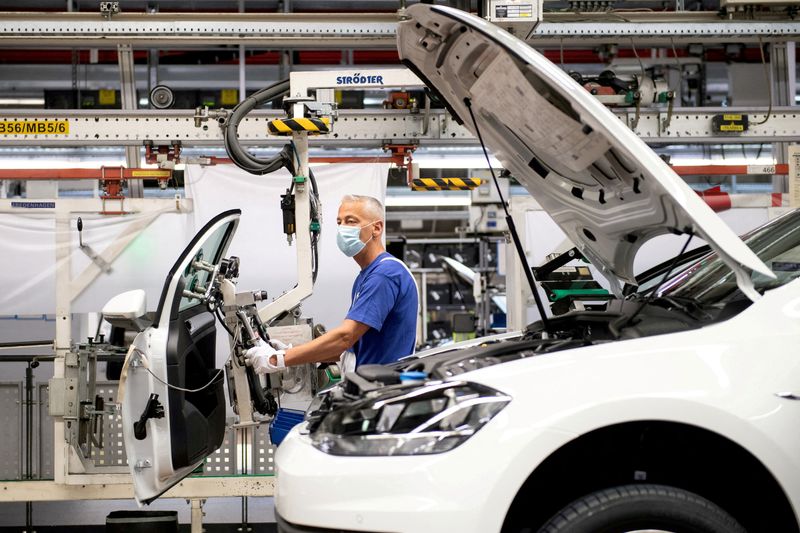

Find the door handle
[[134, 393, 165, 440]]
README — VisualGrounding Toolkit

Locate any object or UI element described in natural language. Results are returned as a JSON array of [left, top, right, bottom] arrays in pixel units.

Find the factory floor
[[0, 524, 278, 532]]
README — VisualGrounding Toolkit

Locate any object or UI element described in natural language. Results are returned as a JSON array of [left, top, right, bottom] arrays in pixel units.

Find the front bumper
[[277, 513, 389, 533], [274, 418, 555, 533]]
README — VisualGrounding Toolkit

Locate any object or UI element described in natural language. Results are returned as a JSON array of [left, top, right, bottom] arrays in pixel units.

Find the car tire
[[538, 484, 746, 533]]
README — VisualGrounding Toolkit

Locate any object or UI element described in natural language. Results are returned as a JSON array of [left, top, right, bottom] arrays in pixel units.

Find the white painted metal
[[257, 131, 314, 324], [0, 13, 399, 48], [0, 477, 274, 502], [525, 21, 800, 44], [190, 499, 204, 533], [397, 4, 771, 293], [289, 68, 423, 99], [770, 42, 796, 193], [117, 44, 141, 198], [0, 13, 797, 46], [1, 107, 798, 146]]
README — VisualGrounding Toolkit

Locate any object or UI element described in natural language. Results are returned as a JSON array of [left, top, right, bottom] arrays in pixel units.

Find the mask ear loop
[[359, 219, 382, 246]]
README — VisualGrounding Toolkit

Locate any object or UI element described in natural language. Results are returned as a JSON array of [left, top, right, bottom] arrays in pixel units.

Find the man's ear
[[373, 220, 384, 237]]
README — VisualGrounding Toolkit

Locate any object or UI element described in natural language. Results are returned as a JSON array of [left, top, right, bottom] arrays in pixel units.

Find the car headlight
[[309, 381, 510, 456]]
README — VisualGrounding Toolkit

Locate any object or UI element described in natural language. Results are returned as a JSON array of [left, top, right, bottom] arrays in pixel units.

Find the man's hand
[[268, 338, 292, 351], [244, 339, 286, 374]]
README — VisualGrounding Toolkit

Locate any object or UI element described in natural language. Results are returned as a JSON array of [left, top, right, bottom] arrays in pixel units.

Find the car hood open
[[397, 5, 773, 297]]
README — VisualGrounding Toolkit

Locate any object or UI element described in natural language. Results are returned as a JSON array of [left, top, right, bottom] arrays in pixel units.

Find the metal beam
[[0, 12, 797, 48], [0, 12, 399, 48], [770, 41, 797, 193], [117, 44, 142, 196], [0, 476, 274, 502], [523, 21, 800, 45], [1, 107, 799, 147]]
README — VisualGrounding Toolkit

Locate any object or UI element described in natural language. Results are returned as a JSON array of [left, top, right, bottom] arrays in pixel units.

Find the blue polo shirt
[[346, 252, 418, 366]]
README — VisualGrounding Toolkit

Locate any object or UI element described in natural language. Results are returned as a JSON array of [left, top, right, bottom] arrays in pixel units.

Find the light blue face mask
[[336, 221, 377, 258]]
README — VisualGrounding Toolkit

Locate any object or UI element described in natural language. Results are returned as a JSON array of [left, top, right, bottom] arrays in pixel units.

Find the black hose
[[223, 79, 293, 175], [0, 340, 53, 350]]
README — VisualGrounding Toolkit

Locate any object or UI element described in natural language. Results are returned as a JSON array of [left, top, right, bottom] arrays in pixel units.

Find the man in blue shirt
[[246, 194, 418, 373]]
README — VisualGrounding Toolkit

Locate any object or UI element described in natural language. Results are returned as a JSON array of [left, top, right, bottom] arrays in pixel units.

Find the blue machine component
[[269, 408, 307, 446]]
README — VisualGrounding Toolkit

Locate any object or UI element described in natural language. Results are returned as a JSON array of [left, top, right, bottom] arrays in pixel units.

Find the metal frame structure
[[0, 12, 798, 46], [2, 106, 799, 146]]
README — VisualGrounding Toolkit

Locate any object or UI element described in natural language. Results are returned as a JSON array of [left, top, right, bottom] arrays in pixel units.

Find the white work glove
[[244, 339, 286, 374], [268, 338, 292, 351], [337, 350, 356, 376]]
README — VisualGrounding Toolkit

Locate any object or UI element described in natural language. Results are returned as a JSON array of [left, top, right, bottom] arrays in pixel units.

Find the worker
[[245, 194, 418, 374]]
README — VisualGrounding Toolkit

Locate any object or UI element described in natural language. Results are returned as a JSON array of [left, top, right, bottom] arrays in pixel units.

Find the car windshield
[[658, 209, 800, 305]]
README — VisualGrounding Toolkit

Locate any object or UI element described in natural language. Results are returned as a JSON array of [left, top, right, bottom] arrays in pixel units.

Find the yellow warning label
[[722, 114, 743, 121], [220, 89, 239, 106], [130, 170, 171, 178], [98, 89, 116, 105], [720, 124, 744, 132], [0, 120, 69, 135]]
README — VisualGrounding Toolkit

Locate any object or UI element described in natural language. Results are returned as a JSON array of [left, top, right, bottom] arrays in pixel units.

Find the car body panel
[[396, 4, 772, 293], [276, 277, 800, 532], [121, 210, 240, 504]]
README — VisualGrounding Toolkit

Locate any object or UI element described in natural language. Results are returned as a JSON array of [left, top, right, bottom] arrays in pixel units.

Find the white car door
[[120, 209, 240, 504]]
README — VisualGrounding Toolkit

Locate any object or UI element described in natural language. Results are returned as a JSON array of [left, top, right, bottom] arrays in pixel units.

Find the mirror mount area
[[102, 289, 152, 332]]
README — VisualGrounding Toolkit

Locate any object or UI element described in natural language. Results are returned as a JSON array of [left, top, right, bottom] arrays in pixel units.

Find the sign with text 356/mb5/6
[[0, 120, 70, 135]]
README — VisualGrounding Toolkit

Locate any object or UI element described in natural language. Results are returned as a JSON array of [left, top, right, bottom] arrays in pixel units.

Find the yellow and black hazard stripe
[[268, 117, 331, 136], [410, 177, 482, 191]]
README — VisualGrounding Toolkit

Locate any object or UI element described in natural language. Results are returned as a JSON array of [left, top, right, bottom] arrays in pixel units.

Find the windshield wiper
[[633, 294, 714, 321], [612, 232, 695, 336]]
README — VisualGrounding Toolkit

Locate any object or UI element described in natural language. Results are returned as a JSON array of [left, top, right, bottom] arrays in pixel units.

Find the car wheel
[[538, 484, 746, 533]]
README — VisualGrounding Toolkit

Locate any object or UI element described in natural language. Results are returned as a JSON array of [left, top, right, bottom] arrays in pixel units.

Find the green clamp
[[624, 91, 636, 105], [293, 175, 307, 183], [310, 221, 321, 231]]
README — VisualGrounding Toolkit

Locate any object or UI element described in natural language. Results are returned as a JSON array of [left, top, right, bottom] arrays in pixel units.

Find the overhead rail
[[0, 12, 796, 47], [0, 107, 798, 146], [0, 12, 399, 48]]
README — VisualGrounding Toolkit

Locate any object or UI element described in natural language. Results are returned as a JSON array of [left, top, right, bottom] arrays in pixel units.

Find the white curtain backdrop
[[0, 163, 389, 330], [184, 163, 389, 329]]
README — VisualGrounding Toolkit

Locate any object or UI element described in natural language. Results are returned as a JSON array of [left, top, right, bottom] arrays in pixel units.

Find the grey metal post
[[239, 0, 246, 103], [118, 44, 143, 196], [771, 41, 796, 193]]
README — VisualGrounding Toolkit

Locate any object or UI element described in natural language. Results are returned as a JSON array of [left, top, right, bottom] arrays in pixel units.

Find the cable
[[669, 37, 682, 73], [752, 35, 773, 126], [132, 332, 237, 394], [288, 141, 321, 283], [612, 232, 694, 337], [146, 366, 224, 394], [223, 79, 294, 175], [463, 97, 551, 334], [629, 37, 647, 87]]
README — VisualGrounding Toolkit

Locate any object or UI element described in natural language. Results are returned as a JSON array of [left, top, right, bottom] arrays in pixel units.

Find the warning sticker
[[0, 120, 69, 135], [130, 170, 172, 178]]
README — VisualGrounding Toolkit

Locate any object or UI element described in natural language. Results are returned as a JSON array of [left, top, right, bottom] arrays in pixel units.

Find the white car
[[272, 5, 800, 533]]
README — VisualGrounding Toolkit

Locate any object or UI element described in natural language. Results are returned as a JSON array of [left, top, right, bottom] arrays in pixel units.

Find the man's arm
[[282, 319, 370, 366]]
